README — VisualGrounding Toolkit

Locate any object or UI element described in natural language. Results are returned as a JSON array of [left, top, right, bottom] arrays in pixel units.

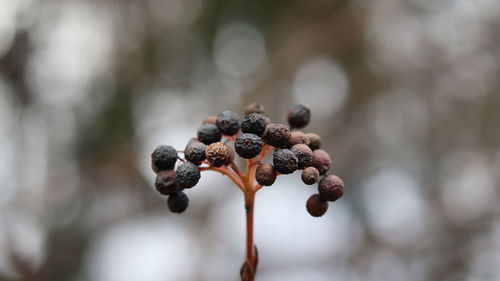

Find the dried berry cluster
[[150, 103, 345, 217]]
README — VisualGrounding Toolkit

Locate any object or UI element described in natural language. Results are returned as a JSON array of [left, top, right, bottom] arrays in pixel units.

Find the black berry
[[273, 149, 298, 174], [289, 131, 310, 146], [206, 142, 231, 167], [318, 175, 344, 201], [306, 194, 328, 217], [155, 170, 179, 195], [216, 110, 240, 136], [290, 144, 313, 169], [255, 163, 277, 186], [306, 133, 322, 150], [241, 113, 267, 136], [235, 133, 263, 159], [245, 103, 265, 115], [287, 104, 311, 129], [263, 123, 290, 148], [311, 149, 331, 175], [151, 145, 178, 172], [197, 123, 222, 145], [301, 167, 319, 185], [176, 162, 201, 189], [167, 191, 189, 213], [184, 139, 206, 164]]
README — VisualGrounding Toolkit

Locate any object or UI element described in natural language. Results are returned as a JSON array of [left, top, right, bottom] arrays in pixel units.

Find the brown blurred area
[[1, 0, 500, 280]]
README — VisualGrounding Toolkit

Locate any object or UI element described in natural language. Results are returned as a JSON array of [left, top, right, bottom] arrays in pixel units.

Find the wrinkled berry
[[176, 162, 201, 189], [235, 133, 263, 159], [151, 145, 178, 172], [311, 149, 331, 175], [216, 110, 240, 136], [185, 139, 206, 164], [167, 191, 189, 213], [245, 103, 265, 115], [290, 144, 313, 169], [306, 133, 322, 150], [301, 167, 319, 185], [273, 149, 298, 174], [255, 163, 277, 186], [318, 175, 344, 201], [263, 123, 291, 148], [306, 194, 328, 217], [206, 142, 231, 167], [288, 131, 310, 147], [287, 104, 311, 128], [197, 123, 222, 145], [241, 113, 267, 136], [155, 170, 179, 195]]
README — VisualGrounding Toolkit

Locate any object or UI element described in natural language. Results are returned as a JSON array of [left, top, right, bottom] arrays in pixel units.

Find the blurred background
[[1, 0, 500, 280]]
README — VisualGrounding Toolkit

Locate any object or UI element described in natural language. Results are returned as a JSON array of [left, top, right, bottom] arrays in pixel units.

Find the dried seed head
[[255, 163, 277, 186], [216, 110, 240, 136], [155, 170, 179, 195], [311, 149, 331, 175], [301, 167, 319, 185], [306, 194, 328, 217], [262, 123, 291, 148], [167, 191, 189, 213], [202, 115, 217, 125], [318, 174, 344, 201], [184, 139, 207, 164], [273, 149, 298, 174], [288, 131, 310, 146], [306, 133, 322, 150], [176, 162, 201, 189], [245, 103, 265, 115], [197, 123, 222, 145], [206, 142, 231, 167], [287, 104, 311, 128], [235, 133, 263, 159], [290, 144, 313, 169], [241, 113, 267, 136], [151, 145, 178, 172]]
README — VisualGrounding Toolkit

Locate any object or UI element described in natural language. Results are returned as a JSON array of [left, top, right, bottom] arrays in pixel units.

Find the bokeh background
[[1, 0, 500, 280]]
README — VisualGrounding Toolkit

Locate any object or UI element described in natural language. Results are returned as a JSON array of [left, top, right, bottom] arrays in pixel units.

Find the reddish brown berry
[[155, 170, 179, 195], [289, 131, 310, 147], [262, 123, 291, 148], [290, 144, 313, 169], [306, 133, 322, 150], [306, 194, 328, 217], [301, 167, 319, 185], [311, 149, 331, 175], [202, 116, 217, 125], [288, 104, 311, 128], [206, 142, 231, 167], [318, 175, 344, 201], [255, 163, 277, 186]]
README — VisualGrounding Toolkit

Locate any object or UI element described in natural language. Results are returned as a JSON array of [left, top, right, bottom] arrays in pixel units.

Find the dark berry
[[184, 139, 206, 164], [289, 131, 310, 146], [311, 149, 331, 175], [197, 123, 222, 145], [318, 175, 344, 201], [206, 142, 231, 167], [255, 163, 277, 186], [241, 113, 267, 136], [176, 162, 201, 188], [245, 103, 265, 115], [287, 104, 311, 128], [216, 110, 240, 136], [202, 116, 217, 125], [262, 123, 291, 148], [235, 133, 263, 159], [155, 170, 179, 195], [306, 194, 328, 217], [290, 144, 313, 169], [151, 145, 178, 172], [273, 149, 298, 174], [167, 191, 189, 213], [306, 133, 322, 150], [301, 167, 319, 185]]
